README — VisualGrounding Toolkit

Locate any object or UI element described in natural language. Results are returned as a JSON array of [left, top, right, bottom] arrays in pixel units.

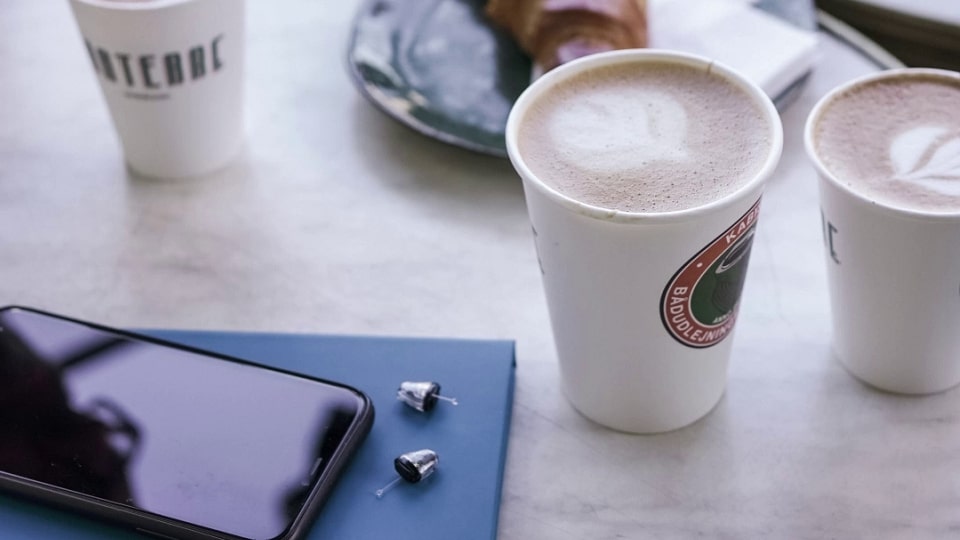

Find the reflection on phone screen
[[0, 308, 365, 539]]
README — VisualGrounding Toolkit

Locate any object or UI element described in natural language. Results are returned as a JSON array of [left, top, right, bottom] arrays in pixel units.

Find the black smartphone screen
[[0, 307, 372, 540]]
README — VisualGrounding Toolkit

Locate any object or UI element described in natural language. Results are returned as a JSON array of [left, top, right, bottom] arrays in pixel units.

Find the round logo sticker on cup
[[660, 200, 761, 348]]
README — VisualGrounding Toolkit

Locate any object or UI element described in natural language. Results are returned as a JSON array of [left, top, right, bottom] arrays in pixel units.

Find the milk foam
[[814, 73, 960, 212], [517, 62, 771, 213], [545, 89, 690, 173]]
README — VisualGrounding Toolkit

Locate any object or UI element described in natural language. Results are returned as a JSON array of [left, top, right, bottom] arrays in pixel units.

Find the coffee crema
[[813, 72, 960, 213], [517, 61, 772, 213]]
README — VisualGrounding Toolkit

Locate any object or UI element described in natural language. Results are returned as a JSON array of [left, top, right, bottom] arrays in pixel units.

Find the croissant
[[486, 0, 648, 73]]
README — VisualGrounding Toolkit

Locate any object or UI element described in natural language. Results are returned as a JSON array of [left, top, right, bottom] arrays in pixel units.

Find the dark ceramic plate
[[347, 0, 530, 157], [347, 0, 818, 157]]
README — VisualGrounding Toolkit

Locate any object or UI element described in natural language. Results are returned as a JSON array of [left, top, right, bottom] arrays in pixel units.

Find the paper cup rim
[[505, 49, 783, 224], [71, 0, 197, 10], [804, 67, 960, 221]]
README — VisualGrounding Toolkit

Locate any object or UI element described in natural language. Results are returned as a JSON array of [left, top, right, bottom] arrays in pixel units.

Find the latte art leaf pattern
[[548, 90, 689, 171], [891, 126, 960, 194], [518, 61, 770, 212]]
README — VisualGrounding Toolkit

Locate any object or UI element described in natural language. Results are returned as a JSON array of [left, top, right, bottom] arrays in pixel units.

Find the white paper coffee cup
[[69, 0, 245, 179], [806, 68, 960, 395], [506, 50, 783, 433]]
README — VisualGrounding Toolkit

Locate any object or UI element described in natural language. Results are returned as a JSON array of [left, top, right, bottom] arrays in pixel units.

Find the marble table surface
[[2, 2, 958, 539]]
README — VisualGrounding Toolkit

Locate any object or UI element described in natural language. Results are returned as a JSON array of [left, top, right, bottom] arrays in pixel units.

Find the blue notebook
[[0, 330, 516, 540]]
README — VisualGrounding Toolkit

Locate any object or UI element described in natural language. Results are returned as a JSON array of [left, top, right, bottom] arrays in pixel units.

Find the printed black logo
[[83, 34, 226, 99]]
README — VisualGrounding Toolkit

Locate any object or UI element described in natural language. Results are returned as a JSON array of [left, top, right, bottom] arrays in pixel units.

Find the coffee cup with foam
[[806, 68, 960, 394], [506, 49, 783, 433]]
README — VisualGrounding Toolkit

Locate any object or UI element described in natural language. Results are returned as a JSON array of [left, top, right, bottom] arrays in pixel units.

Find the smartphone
[[0, 306, 374, 540]]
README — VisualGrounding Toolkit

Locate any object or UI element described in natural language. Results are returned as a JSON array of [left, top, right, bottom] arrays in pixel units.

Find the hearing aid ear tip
[[397, 381, 456, 412], [375, 449, 440, 498], [394, 448, 438, 483]]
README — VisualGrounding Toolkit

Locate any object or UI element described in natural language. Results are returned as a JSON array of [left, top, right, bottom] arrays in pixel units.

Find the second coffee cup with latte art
[[806, 68, 960, 394], [812, 70, 960, 213]]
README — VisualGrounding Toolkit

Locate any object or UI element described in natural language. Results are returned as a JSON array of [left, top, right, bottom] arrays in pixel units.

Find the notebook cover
[[0, 330, 517, 540]]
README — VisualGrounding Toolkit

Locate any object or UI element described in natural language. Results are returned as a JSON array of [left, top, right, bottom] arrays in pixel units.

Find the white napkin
[[648, 0, 820, 99]]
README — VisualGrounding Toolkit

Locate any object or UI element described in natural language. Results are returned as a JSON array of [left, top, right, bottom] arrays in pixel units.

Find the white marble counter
[[2, 2, 958, 539]]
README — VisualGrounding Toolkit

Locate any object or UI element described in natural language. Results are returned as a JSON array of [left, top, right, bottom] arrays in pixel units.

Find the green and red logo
[[660, 200, 761, 348]]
